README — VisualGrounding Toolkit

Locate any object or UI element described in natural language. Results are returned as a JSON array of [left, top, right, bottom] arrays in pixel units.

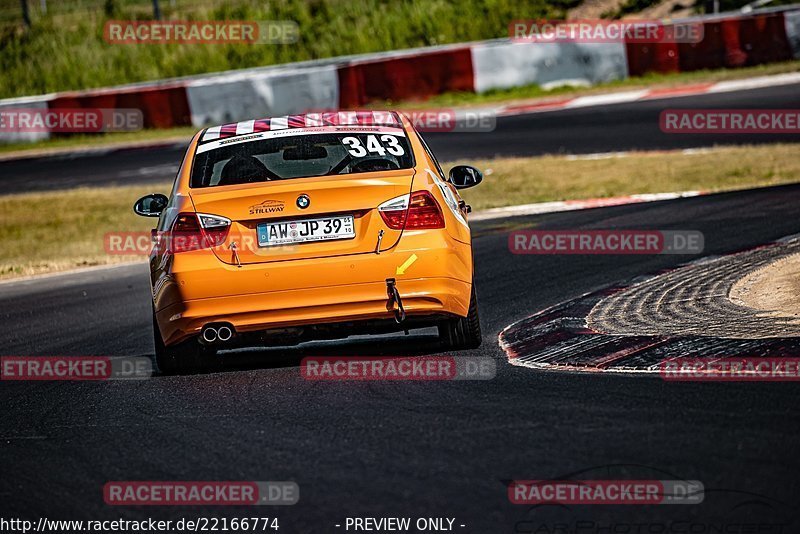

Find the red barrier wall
[[625, 42, 680, 77], [627, 12, 794, 76], [337, 48, 475, 108], [48, 84, 191, 129]]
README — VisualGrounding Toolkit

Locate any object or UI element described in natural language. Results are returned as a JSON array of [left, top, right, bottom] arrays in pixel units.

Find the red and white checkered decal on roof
[[200, 111, 402, 143]]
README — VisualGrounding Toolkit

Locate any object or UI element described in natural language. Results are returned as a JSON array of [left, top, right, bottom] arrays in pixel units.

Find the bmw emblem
[[296, 194, 310, 209]]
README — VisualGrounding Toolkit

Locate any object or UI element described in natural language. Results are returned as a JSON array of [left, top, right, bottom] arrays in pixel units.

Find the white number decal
[[380, 135, 405, 156], [342, 136, 367, 157], [343, 135, 405, 157], [365, 135, 386, 156]]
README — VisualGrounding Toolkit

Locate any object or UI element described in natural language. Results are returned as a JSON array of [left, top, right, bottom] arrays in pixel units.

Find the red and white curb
[[470, 190, 706, 222]]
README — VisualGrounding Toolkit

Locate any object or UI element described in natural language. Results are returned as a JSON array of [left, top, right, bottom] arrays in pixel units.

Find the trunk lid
[[188, 169, 415, 265]]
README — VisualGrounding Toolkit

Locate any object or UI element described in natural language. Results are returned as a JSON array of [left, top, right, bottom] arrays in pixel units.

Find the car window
[[191, 131, 414, 188]]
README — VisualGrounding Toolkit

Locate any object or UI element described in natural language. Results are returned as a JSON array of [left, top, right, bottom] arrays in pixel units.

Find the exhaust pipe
[[200, 322, 236, 345], [202, 326, 218, 343], [217, 326, 233, 342]]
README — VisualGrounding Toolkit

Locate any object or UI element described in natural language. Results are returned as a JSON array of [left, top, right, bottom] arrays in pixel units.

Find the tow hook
[[230, 241, 242, 268], [385, 278, 408, 333]]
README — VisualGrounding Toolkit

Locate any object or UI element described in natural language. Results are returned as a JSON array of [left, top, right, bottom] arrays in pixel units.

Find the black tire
[[438, 284, 482, 350], [152, 310, 215, 375]]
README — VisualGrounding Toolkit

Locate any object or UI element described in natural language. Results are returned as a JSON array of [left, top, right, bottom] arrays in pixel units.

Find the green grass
[[2, 143, 799, 279], [0, 0, 579, 99]]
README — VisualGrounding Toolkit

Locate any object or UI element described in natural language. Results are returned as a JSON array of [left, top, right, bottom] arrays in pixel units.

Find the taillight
[[405, 190, 445, 229], [164, 212, 231, 253], [379, 191, 445, 230], [378, 194, 409, 230]]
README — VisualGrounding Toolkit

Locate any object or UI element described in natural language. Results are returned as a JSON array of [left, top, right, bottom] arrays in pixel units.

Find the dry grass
[[0, 184, 166, 278], [1, 143, 799, 279], [458, 144, 800, 210]]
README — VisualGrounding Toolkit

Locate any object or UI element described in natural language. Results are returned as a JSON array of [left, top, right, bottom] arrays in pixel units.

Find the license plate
[[257, 215, 355, 247]]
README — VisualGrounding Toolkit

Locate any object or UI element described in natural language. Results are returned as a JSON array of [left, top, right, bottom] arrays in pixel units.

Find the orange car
[[134, 111, 483, 373]]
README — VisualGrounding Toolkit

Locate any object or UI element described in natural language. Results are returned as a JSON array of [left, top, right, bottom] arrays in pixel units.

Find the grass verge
[[1, 143, 798, 280]]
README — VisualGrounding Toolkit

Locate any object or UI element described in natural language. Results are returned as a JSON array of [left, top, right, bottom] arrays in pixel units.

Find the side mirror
[[134, 193, 169, 217], [448, 165, 483, 189]]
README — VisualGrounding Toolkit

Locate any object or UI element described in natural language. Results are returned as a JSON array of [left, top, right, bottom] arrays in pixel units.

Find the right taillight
[[405, 190, 445, 229], [379, 191, 445, 230]]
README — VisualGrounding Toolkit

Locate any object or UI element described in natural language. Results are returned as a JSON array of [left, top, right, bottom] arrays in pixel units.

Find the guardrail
[[1, 5, 798, 143]]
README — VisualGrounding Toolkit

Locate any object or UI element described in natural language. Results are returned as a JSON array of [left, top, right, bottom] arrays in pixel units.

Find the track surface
[[3, 184, 800, 529], [1, 83, 799, 194]]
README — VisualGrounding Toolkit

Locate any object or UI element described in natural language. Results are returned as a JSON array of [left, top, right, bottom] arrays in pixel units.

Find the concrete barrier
[[785, 9, 800, 58], [186, 65, 339, 126], [0, 96, 52, 143], [1, 6, 798, 144], [471, 41, 628, 93]]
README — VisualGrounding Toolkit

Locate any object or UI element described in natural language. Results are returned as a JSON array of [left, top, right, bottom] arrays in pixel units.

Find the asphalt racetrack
[[3, 183, 800, 529], [0, 82, 799, 194], [1, 82, 800, 531]]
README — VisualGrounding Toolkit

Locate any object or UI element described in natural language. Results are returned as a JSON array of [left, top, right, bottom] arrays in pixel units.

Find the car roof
[[199, 111, 405, 144]]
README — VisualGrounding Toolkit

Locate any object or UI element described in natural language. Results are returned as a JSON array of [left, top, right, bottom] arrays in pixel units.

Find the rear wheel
[[438, 285, 482, 350], [153, 310, 215, 375]]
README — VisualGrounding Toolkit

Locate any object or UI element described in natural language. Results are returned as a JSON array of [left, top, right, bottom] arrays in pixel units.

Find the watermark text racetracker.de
[[509, 230, 704, 255], [104, 20, 298, 44], [660, 357, 800, 381], [509, 479, 704, 505], [0, 108, 143, 133], [104, 481, 298, 506], [1, 356, 151, 380], [301, 356, 496, 381], [509, 19, 703, 43], [660, 109, 800, 134]]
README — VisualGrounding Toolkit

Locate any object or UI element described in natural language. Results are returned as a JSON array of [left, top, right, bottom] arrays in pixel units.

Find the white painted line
[[470, 190, 703, 221], [707, 71, 800, 93], [0, 261, 144, 287], [564, 90, 650, 109], [495, 72, 800, 118]]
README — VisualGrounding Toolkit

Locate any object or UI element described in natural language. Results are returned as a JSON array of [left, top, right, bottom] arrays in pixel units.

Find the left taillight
[[158, 212, 231, 253]]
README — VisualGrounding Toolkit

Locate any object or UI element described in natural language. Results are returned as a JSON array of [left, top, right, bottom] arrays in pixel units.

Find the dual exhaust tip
[[201, 323, 235, 344]]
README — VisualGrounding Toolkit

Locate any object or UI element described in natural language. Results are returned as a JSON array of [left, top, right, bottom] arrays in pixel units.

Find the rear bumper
[[154, 231, 472, 346]]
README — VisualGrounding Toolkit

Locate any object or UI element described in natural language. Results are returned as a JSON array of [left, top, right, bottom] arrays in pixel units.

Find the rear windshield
[[191, 130, 414, 188]]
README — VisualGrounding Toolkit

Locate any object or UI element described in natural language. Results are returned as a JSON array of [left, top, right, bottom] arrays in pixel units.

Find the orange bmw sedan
[[134, 111, 483, 373]]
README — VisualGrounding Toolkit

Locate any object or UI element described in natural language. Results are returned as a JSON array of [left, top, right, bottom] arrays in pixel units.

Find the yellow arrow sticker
[[395, 254, 418, 275]]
